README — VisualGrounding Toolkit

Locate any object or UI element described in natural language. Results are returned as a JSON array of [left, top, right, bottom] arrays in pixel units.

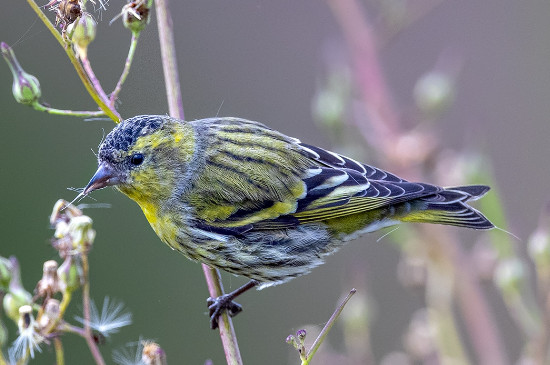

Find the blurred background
[[1, 1, 549, 364]]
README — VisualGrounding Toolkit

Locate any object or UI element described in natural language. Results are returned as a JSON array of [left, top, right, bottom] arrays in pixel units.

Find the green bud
[[528, 228, 550, 272], [1, 42, 41, 105], [68, 12, 97, 58], [3, 290, 32, 324], [0, 256, 13, 291], [494, 258, 525, 296], [68, 215, 95, 249], [414, 71, 454, 117], [2, 257, 32, 322], [57, 256, 82, 293], [122, 1, 152, 34]]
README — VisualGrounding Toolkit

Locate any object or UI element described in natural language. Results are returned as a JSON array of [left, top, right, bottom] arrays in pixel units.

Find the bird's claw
[[207, 295, 243, 330]]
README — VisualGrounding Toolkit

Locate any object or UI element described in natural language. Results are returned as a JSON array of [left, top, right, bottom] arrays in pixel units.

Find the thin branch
[[304, 289, 356, 364], [110, 32, 140, 105], [33, 103, 105, 117]]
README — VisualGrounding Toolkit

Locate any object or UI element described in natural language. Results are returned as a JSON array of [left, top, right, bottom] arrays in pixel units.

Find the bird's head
[[82, 115, 195, 205]]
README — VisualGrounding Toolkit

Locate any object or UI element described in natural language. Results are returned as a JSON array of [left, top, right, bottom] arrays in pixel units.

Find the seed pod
[[122, 0, 152, 34], [68, 12, 97, 58], [1, 42, 41, 105]]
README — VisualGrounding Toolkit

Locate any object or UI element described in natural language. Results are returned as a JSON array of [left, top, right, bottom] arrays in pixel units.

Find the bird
[[80, 114, 493, 329]]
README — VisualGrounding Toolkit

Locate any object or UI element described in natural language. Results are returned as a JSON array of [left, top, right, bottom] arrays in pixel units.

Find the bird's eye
[[130, 153, 144, 166]]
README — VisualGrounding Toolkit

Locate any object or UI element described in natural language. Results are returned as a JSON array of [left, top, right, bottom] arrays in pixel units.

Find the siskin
[[81, 115, 493, 328]]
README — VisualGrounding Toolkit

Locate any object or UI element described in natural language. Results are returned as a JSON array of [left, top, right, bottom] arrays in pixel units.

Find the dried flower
[[142, 341, 167, 365], [38, 298, 61, 330], [35, 260, 60, 299], [9, 305, 45, 360]]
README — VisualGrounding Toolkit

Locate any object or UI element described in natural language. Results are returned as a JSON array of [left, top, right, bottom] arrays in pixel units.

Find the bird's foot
[[207, 294, 243, 330]]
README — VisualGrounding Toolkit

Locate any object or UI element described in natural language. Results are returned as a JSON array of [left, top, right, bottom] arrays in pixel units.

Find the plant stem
[[154, 1, 243, 364], [304, 289, 356, 365], [110, 32, 140, 105], [202, 266, 243, 365], [80, 54, 112, 108], [33, 102, 105, 117], [53, 337, 65, 365], [25, 0, 121, 122], [155, 0, 185, 120], [81, 254, 105, 365]]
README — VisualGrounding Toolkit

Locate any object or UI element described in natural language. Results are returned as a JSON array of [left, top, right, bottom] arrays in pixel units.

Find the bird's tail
[[401, 185, 494, 230]]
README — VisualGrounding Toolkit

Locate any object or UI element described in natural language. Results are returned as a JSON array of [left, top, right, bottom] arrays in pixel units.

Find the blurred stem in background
[[313, 0, 548, 363]]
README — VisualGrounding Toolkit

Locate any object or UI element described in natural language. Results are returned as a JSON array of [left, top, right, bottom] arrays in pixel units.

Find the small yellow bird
[[81, 115, 493, 328]]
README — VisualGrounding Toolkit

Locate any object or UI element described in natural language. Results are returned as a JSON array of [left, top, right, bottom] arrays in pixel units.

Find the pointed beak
[[82, 162, 122, 195]]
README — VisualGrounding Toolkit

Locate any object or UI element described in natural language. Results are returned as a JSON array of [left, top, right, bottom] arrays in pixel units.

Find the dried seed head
[[142, 341, 167, 365], [1, 42, 41, 106], [38, 298, 61, 329], [55, 0, 82, 31], [122, 0, 151, 33], [35, 260, 60, 298]]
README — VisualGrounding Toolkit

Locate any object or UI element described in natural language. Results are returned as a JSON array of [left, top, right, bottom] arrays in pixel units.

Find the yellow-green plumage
[[84, 115, 493, 287]]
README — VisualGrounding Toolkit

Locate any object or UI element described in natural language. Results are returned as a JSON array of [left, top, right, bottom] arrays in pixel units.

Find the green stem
[[54, 337, 65, 365], [110, 32, 140, 105], [25, 0, 121, 122], [303, 289, 356, 365], [33, 102, 105, 117]]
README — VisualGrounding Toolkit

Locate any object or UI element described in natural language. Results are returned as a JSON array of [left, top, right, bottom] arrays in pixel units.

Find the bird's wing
[[188, 119, 442, 234]]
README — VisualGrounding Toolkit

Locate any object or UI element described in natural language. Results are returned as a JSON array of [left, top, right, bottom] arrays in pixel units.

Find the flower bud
[[68, 12, 97, 58], [68, 215, 95, 250], [528, 228, 550, 273], [414, 71, 454, 117], [122, 1, 152, 34], [1, 42, 41, 105], [57, 256, 82, 293], [2, 257, 32, 322], [0, 256, 13, 291], [494, 258, 525, 296]]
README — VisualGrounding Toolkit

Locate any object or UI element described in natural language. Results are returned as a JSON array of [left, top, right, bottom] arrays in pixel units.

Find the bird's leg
[[207, 280, 258, 330]]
